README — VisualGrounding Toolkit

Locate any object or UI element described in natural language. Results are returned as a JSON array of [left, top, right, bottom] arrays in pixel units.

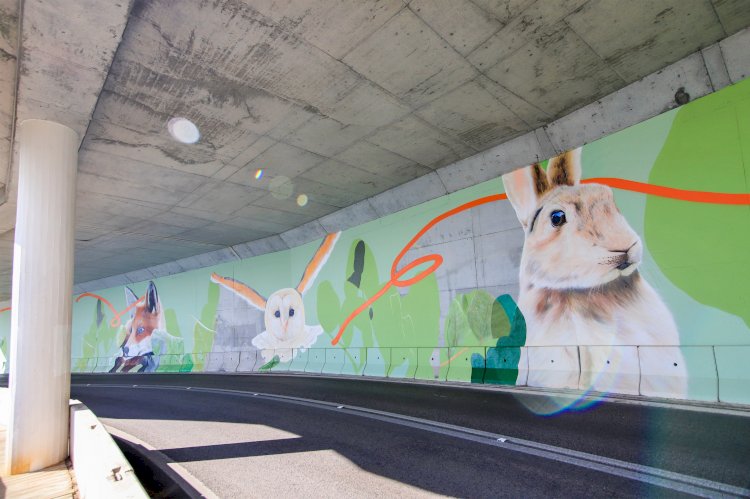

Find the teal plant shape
[[462, 294, 526, 385]]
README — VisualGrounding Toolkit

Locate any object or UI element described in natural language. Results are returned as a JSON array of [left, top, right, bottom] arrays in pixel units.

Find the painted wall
[[2, 78, 749, 405]]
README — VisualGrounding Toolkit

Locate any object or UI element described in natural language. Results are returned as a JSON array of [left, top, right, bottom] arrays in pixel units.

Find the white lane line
[[76, 384, 750, 498], [260, 372, 750, 418]]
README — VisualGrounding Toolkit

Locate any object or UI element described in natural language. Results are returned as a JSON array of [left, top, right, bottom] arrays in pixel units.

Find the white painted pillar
[[5, 120, 78, 474]]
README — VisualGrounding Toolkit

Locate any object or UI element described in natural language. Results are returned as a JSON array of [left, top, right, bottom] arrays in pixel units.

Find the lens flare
[[269, 176, 294, 200], [167, 117, 200, 144], [255, 169, 264, 180], [296, 194, 308, 207]]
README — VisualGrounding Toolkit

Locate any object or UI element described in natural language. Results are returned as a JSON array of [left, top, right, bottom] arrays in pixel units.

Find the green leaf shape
[[316, 280, 341, 333], [179, 354, 193, 372], [446, 290, 510, 347], [645, 78, 750, 328], [259, 355, 280, 371], [476, 294, 527, 385], [192, 281, 219, 371], [77, 299, 119, 371], [156, 309, 185, 372], [315, 239, 441, 373]]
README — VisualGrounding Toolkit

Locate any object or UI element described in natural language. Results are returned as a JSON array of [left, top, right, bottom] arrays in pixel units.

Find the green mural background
[[0, 78, 748, 403]]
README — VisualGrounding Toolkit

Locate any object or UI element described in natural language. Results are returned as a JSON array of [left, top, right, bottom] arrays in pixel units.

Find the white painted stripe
[[76, 383, 750, 498], [264, 372, 750, 419]]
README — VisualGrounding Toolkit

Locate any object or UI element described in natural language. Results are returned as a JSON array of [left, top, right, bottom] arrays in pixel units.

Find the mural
[[210, 232, 340, 364], [109, 281, 181, 373], [502, 149, 685, 396], [1, 77, 749, 405]]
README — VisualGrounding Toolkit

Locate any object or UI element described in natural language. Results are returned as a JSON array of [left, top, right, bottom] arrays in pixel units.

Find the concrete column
[[5, 120, 78, 474]]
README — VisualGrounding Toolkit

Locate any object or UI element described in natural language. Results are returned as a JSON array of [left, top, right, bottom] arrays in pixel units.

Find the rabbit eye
[[550, 210, 566, 227], [289, 308, 295, 317], [274, 310, 281, 318], [136, 326, 145, 334]]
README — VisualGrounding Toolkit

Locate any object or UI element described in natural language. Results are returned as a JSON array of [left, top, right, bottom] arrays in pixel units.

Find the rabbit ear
[[502, 163, 550, 229], [210, 273, 267, 311], [296, 231, 341, 295], [547, 148, 582, 187]]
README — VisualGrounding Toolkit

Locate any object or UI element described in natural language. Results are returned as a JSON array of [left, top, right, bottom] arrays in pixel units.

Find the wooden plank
[[0, 425, 77, 498]]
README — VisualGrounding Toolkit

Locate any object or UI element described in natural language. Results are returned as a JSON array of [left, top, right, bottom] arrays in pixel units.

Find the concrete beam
[[74, 27, 750, 292]]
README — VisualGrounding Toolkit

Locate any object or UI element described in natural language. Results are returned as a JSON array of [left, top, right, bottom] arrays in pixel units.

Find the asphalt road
[[64, 373, 750, 498]]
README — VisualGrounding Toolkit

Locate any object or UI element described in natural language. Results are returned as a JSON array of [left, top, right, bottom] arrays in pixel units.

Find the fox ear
[[125, 287, 139, 317], [145, 281, 160, 314], [502, 163, 549, 229], [210, 273, 267, 311], [547, 148, 582, 187], [296, 231, 341, 295]]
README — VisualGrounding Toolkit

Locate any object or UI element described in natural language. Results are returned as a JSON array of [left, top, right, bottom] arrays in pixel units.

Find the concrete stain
[[0, 8, 18, 44]]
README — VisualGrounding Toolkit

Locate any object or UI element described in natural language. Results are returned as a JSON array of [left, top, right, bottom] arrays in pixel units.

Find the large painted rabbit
[[502, 149, 687, 398], [211, 232, 340, 363]]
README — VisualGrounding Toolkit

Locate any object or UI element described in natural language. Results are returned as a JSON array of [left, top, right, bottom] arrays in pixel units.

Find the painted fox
[[110, 281, 175, 373]]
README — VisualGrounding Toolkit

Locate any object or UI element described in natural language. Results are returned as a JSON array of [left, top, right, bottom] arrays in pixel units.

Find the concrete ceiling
[[0, 0, 749, 299]]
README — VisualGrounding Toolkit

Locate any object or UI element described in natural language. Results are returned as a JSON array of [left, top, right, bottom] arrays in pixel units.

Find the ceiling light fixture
[[296, 194, 308, 207], [167, 117, 200, 144]]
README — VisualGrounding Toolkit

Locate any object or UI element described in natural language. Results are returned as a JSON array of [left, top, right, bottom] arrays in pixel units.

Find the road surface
[[65, 373, 750, 498]]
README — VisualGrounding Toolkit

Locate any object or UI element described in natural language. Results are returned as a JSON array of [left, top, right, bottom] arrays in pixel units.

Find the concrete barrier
[[237, 350, 257, 372], [322, 349, 345, 375], [267, 349, 291, 372], [484, 346, 526, 385], [415, 347, 447, 381], [341, 349, 364, 375], [256, 351, 280, 371], [389, 348, 418, 378], [156, 354, 183, 373], [447, 347, 484, 383], [364, 348, 390, 377], [526, 346, 580, 389], [579, 346, 639, 395], [222, 351, 240, 372], [70, 400, 148, 498], [93, 357, 114, 373], [305, 349, 326, 374], [640, 346, 714, 401], [192, 353, 210, 372], [71, 358, 97, 373], [204, 352, 225, 372], [289, 349, 309, 372], [715, 346, 750, 405]]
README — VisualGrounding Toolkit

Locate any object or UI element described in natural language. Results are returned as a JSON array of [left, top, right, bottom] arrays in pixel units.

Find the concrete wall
[[1, 55, 750, 408]]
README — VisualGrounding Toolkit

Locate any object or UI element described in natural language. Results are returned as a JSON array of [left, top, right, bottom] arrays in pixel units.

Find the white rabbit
[[211, 232, 340, 363], [502, 149, 687, 398]]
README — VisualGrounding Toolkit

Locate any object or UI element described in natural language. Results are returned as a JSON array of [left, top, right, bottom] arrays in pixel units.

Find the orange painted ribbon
[[75, 292, 144, 328], [0, 307, 10, 314], [586, 178, 750, 205], [332, 179, 750, 345], [331, 194, 506, 345]]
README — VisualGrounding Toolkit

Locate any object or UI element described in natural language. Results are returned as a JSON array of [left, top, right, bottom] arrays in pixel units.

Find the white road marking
[[76, 383, 750, 498]]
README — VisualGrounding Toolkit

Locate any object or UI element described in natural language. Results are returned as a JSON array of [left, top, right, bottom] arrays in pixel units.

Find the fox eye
[[550, 210, 566, 227], [274, 310, 280, 318], [136, 326, 145, 334], [289, 308, 295, 317]]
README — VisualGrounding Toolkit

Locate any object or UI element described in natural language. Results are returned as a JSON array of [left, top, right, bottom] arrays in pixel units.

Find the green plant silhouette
[[316, 239, 440, 374]]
